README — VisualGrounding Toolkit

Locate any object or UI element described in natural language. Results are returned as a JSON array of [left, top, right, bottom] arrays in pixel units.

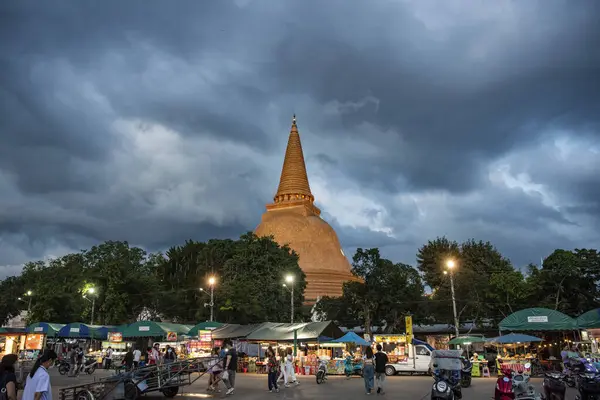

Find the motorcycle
[[80, 357, 98, 374], [512, 365, 543, 400], [543, 372, 566, 400], [57, 360, 70, 376], [564, 357, 597, 388], [316, 358, 328, 384], [460, 358, 472, 388], [574, 363, 600, 400], [495, 366, 515, 400], [430, 350, 463, 400], [344, 355, 363, 378]]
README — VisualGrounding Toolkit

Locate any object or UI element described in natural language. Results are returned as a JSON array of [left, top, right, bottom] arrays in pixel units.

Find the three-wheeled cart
[[59, 357, 213, 400]]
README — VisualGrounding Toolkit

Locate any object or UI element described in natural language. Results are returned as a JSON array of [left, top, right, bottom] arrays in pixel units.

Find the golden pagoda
[[255, 115, 356, 302]]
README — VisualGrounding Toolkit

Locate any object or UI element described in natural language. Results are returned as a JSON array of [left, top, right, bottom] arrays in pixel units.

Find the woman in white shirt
[[284, 347, 299, 387], [22, 350, 57, 400]]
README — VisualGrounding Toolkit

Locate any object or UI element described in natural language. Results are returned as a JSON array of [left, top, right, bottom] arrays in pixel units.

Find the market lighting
[[446, 260, 455, 269], [88, 287, 95, 294], [26, 290, 32, 296], [285, 275, 294, 284], [208, 276, 216, 286], [445, 259, 459, 337]]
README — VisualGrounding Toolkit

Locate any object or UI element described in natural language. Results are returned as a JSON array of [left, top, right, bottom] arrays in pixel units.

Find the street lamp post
[[83, 287, 96, 325], [208, 277, 215, 322], [283, 275, 295, 324], [445, 260, 459, 338], [25, 290, 33, 314], [201, 276, 217, 322]]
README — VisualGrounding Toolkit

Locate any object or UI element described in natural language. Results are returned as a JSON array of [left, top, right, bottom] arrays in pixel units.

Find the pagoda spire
[[273, 114, 315, 204]]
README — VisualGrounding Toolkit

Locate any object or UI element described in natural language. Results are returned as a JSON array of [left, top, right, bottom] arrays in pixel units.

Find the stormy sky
[[1, 0, 599, 278]]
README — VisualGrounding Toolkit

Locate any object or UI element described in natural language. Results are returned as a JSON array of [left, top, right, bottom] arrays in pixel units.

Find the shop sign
[[70, 328, 80, 333], [34, 327, 44, 332], [405, 316, 413, 344], [199, 330, 212, 342], [108, 332, 123, 342], [527, 316, 548, 323], [166, 331, 177, 342], [139, 326, 150, 331], [373, 335, 407, 344]]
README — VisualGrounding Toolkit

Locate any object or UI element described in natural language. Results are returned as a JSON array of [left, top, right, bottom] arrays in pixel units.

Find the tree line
[[1, 234, 598, 332], [315, 238, 600, 335]]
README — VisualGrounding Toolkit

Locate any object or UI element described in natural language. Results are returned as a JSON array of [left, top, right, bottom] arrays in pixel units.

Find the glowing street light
[[283, 274, 295, 323], [83, 287, 97, 325], [201, 276, 217, 322], [445, 260, 459, 337]]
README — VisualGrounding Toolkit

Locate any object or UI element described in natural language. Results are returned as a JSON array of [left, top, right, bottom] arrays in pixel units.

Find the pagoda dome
[[255, 115, 356, 302]]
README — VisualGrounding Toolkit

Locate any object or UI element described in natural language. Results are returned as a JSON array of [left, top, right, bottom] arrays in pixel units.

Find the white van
[[385, 342, 434, 376]]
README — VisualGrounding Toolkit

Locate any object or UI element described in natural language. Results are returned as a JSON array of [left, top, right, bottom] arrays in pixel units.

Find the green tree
[[316, 248, 425, 336], [417, 237, 516, 325], [527, 249, 600, 315], [218, 233, 306, 324], [0, 276, 26, 325]]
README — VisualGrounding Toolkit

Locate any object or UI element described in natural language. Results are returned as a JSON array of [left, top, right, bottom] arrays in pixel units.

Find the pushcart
[[59, 357, 214, 400]]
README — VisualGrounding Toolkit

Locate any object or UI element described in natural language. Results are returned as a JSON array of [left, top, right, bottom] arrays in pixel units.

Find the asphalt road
[[47, 369, 584, 399]]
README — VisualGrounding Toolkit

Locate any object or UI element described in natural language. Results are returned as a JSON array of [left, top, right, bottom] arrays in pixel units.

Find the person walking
[[374, 344, 389, 395], [284, 348, 299, 387], [67, 347, 77, 377], [363, 346, 375, 395], [132, 347, 141, 369], [21, 350, 57, 400], [222, 340, 237, 396], [104, 346, 113, 370], [0, 354, 18, 400], [266, 348, 279, 393]]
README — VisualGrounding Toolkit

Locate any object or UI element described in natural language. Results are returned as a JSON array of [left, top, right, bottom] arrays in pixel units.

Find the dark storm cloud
[[0, 0, 599, 276]]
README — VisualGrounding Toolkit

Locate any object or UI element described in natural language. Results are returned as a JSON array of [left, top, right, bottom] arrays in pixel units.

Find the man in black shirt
[[223, 341, 238, 396], [374, 344, 389, 395]]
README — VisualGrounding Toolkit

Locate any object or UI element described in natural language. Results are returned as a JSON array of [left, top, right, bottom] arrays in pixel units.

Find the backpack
[[0, 373, 8, 400]]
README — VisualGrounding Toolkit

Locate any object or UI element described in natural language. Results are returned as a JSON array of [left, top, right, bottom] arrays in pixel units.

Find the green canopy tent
[[577, 309, 600, 329], [121, 321, 192, 339], [499, 308, 576, 332], [187, 321, 224, 337], [448, 336, 487, 345], [26, 322, 65, 336]]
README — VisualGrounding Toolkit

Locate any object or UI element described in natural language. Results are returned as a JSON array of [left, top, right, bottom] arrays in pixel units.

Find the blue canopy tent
[[489, 333, 543, 344], [331, 332, 370, 346]]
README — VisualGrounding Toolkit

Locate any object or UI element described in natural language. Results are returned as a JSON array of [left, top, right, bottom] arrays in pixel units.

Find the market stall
[[576, 309, 600, 358], [0, 327, 26, 357], [499, 307, 578, 371], [121, 321, 192, 364], [186, 321, 224, 358], [244, 321, 344, 375], [23, 322, 65, 360], [448, 336, 488, 377], [489, 333, 543, 375]]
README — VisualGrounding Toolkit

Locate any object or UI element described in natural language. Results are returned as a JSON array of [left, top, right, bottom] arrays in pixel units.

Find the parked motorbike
[[564, 358, 597, 388], [344, 355, 363, 378], [57, 360, 70, 376], [574, 368, 600, 400], [460, 358, 472, 388], [512, 365, 543, 400], [495, 367, 515, 400], [430, 350, 463, 400], [80, 357, 98, 375], [543, 372, 566, 400], [316, 358, 328, 384]]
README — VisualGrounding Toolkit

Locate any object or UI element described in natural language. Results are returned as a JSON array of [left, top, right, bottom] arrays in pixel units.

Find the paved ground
[[48, 369, 583, 399]]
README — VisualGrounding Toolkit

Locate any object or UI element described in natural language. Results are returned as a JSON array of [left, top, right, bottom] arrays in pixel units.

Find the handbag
[[222, 370, 229, 381]]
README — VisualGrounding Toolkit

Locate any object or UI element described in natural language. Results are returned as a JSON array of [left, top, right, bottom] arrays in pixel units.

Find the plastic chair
[[482, 364, 491, 377]]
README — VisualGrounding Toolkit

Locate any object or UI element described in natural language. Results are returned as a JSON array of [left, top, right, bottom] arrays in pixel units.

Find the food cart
[[23, 322, 65, 360], [0, 327, 26, 357], [186, 321, 224, 359]]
